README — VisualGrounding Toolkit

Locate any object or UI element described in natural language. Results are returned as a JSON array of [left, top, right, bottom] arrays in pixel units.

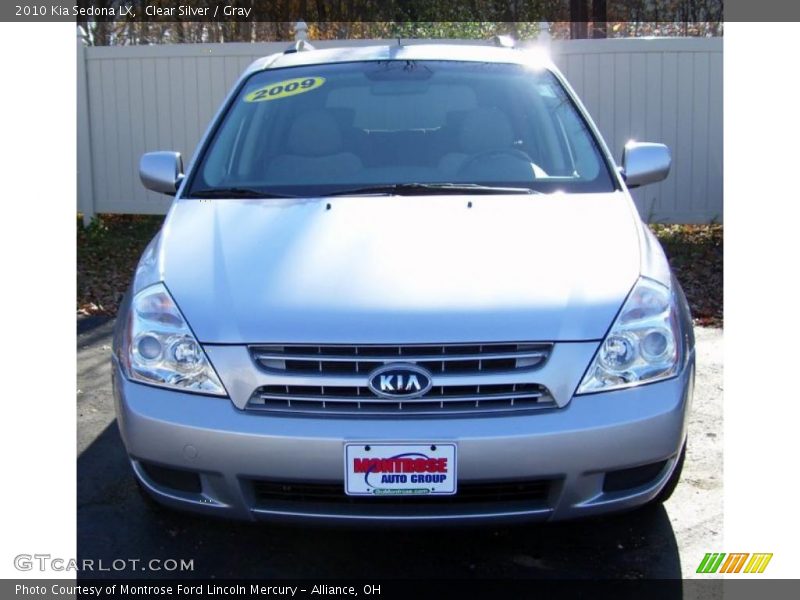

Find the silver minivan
[[113, 42, 694, 523]]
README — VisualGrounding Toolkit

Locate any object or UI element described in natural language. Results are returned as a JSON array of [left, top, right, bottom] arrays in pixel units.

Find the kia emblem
[[367, 363, 433, 399]]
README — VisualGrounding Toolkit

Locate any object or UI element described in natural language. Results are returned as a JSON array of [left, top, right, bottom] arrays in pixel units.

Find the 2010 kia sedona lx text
[[113, 42, 694, 523]]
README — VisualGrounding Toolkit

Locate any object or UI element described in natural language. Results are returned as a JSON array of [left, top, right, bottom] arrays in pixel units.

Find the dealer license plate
[[344, 443, 457, 496]]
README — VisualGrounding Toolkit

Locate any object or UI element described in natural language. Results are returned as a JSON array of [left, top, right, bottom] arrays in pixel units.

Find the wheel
[[650, 439, 687, 505]]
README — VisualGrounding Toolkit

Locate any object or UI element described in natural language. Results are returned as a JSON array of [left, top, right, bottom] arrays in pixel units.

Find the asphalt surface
[[77, 318, 722, 582]]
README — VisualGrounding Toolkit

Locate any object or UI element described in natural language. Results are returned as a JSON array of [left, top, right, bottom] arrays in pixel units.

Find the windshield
[[187, 60, 615, 198]]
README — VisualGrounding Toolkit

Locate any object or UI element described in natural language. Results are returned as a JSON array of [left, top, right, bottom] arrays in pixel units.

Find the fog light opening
[[602, 460, 668, 493], [140, 461, 202, 494]]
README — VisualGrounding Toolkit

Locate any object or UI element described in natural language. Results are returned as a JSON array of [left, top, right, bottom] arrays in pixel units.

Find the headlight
[[577, 277, 680, 394], [119, 283, 226, 396]]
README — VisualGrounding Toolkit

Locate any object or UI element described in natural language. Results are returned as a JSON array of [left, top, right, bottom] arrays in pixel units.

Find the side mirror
[[139, 151, 184, 195], [620, 142, 671, 188]]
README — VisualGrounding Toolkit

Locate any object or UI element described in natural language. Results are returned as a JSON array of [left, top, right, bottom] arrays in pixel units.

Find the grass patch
[[78, 215, 722, 327], [77, 214, 164, 315]]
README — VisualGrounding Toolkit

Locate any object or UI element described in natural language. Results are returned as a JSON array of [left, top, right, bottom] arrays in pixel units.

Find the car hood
[[159, 193, 641, 343]]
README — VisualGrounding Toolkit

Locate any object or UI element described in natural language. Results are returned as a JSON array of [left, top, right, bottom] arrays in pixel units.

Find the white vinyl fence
[[77, 34, 722, 223]]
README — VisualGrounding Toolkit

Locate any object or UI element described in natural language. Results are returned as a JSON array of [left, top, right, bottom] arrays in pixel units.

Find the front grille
[[248, 382, 555, 416], [246, 342, 556, 417], [250, 343, 552, 375], [251, 479, 552, 507]]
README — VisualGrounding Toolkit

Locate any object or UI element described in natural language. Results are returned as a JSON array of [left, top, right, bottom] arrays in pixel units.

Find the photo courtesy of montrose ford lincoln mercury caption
[[112, 41, 695, 523]]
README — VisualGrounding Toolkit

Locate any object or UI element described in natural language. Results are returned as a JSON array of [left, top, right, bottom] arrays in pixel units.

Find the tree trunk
[[570, 0, 589, 39], [592, 0, 607, 38]]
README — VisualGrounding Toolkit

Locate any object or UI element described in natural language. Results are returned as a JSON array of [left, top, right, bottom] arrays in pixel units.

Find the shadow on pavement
[[78, 421, 683, 582], [77, 316, 115, 350]]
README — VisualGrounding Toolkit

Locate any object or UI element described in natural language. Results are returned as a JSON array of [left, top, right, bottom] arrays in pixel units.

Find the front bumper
[[113, 358, 693, 523]]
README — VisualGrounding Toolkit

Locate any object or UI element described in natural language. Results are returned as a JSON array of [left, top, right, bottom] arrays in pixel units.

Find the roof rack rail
[[492, 35, 515, 48], [284, 40, 315, 54]]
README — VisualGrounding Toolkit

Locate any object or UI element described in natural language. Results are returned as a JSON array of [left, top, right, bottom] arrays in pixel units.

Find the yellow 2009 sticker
[[244, 77, 326, 102]]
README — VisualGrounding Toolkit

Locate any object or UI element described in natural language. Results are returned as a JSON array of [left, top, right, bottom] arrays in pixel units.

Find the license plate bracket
[[344, 443, 457, 496]]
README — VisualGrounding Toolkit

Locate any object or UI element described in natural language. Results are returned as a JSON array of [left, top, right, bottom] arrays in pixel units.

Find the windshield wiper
[[188, 183, 540, 199], [320, 183, 540, 197], [188, 187, 298, 199]]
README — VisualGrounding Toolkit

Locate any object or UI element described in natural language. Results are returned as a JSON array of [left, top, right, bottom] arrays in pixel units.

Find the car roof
[[245, 43, 556, 76]]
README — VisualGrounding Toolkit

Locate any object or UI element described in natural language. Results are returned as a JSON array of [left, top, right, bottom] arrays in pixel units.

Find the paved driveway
[[77, 319, 722, 580]]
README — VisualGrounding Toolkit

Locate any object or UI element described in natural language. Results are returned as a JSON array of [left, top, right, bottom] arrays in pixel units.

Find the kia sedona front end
[[112, 43, 694, 523]]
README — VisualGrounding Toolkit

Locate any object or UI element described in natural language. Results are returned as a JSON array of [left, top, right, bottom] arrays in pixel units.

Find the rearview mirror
[[620, 142, 671, 188], [139, 151, 184, 195]]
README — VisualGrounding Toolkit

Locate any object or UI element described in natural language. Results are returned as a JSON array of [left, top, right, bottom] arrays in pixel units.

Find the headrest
[[459, 107, 514, 153], [287, 110, 343, 156]]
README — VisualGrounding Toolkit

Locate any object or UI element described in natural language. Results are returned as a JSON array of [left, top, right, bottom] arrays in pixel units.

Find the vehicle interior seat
[[265, 109, 363, 183]]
